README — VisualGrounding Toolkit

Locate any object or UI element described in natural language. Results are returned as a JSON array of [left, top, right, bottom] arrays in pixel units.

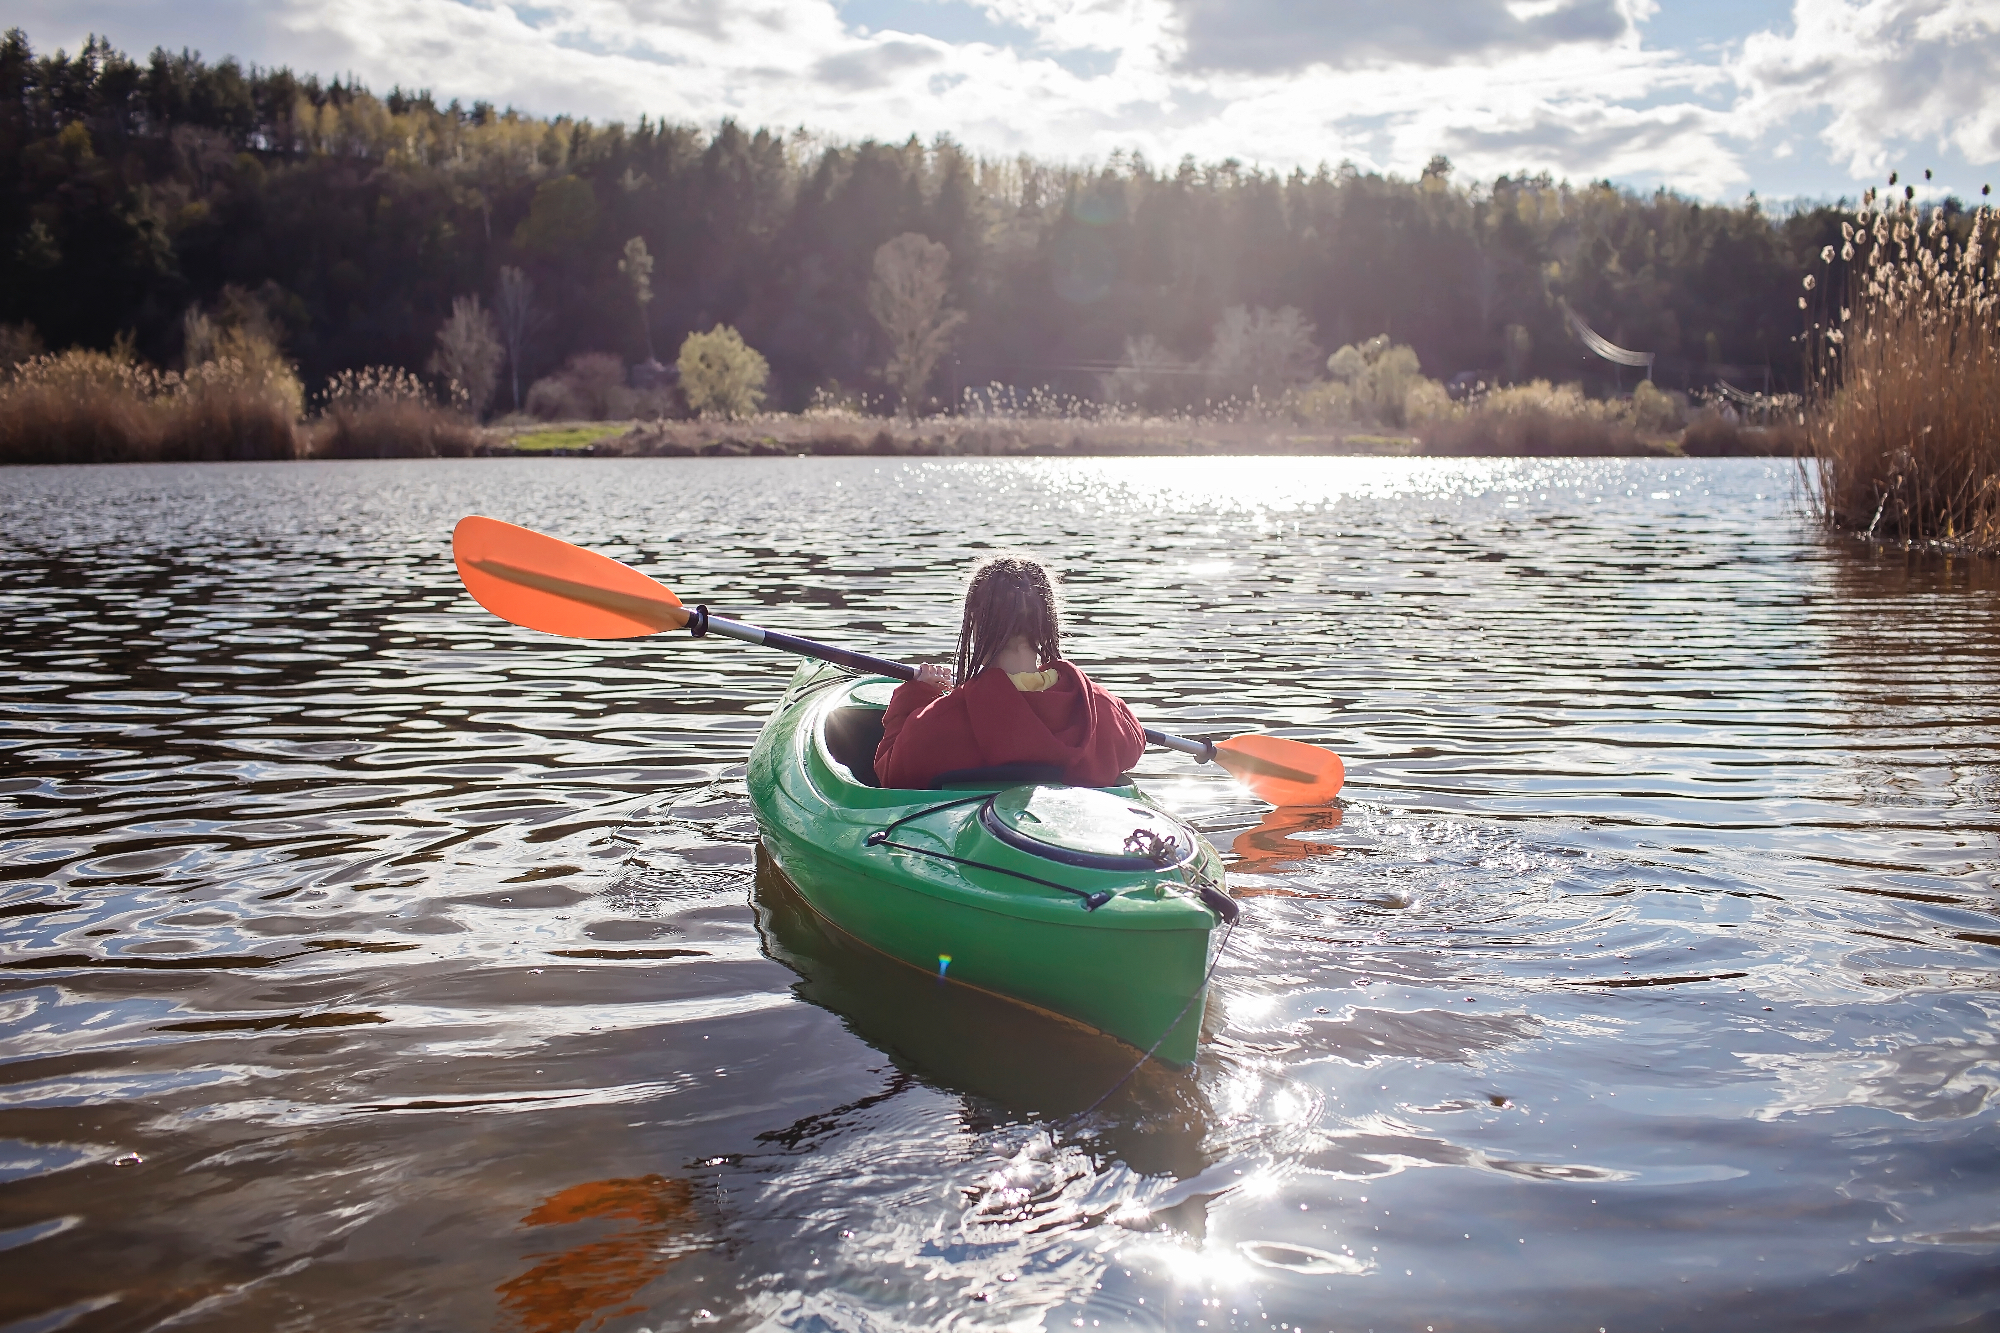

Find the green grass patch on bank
[[510, 423, 625, 452]]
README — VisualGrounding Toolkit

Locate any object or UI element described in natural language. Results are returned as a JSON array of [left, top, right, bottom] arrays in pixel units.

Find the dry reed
[[1420, 410, 1650, 456], [307, 367, 481, 458], [1418, 382, 1651, 456], [1680, 413, 1806, 457], [0, 350, 301, 464], [1806, 190, 2000, 554]]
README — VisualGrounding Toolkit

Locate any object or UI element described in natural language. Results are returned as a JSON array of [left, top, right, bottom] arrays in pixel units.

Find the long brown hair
[[954, 554, 1062, 683]]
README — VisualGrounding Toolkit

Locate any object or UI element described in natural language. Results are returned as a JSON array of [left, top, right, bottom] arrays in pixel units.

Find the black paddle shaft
[[681, 604, 1215, 762]]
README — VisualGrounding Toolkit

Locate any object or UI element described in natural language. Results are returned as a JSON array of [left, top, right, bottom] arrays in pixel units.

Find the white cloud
[[1733, 0, 2000, 179], [6, 0, 1997, 197]]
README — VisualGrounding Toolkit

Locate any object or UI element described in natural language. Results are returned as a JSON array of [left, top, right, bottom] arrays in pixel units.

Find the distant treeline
[[1, 29, 1878, 409]]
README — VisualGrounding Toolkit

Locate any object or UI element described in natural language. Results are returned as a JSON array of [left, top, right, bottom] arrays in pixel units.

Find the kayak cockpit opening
[[822, 706, 886, 787], [818, 688, 1136, 795], [820, 701, 1069, 791]]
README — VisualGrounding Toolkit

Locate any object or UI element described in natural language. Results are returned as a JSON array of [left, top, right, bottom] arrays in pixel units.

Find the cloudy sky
[[9, 0, 1997, 201]]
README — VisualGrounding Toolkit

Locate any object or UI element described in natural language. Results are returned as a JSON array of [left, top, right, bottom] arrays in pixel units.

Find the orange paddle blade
[[1213, 734, 1345, 806], [453, 515, 687, 640]]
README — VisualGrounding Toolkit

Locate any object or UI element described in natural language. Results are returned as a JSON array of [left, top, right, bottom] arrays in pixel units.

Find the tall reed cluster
[[0, 347, 488, 465], [1807, 187, 2000, 554], [0, 348, 303, 465], [307, 366, 480, 458]]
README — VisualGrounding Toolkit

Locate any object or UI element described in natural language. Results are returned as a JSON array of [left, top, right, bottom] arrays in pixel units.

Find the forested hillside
[[2, 29, 1852, 409]]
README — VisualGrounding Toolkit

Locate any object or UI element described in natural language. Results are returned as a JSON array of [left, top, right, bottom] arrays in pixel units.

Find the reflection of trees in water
[[495, 1175, 702, 1333], [1821, 544, 2000, 639]]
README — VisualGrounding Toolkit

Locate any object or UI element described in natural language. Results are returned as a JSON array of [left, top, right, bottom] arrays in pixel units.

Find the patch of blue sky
[[1630, 0, 1794, 57], [1315, 111, 1401, 173], [837, 0, 1038, 48], [1727, 136, 1865, 204], [512, 5, 564, 30], [1049, 48, 1119, 79], [1720, 120, 1995, 206]]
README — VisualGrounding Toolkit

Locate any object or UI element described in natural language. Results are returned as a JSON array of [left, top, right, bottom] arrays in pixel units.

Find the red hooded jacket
[[873, 660, 1145, 789]]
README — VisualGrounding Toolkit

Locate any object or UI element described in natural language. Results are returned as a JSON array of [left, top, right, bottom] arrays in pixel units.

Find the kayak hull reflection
[[745, 662, 1228, 1066]]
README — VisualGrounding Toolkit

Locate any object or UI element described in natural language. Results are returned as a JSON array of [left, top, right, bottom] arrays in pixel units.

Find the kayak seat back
[[822, 706, 886, 787]]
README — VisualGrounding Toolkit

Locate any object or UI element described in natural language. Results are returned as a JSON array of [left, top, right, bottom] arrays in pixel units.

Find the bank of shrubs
[[4, 292, 1811, 466], [0, 320, 779, 466], [1093, 306, 1786, 455], [521, 326, 769, 421], [1805, 186, 2000, 554]]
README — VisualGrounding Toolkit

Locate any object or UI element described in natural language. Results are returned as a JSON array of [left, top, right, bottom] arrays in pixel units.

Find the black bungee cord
[[865, 794, 1114, 910]]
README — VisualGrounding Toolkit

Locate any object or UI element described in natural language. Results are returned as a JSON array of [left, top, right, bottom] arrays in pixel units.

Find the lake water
[[2, 456, 1997, 1333]]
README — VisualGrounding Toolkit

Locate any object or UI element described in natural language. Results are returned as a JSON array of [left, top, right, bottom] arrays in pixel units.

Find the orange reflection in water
[[496, 1174, 699, 1333], [1229, 805, 1346, 889]]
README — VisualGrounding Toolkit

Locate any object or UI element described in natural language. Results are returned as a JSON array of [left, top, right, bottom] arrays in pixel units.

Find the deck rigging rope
[[865, 794, 1114, 909]]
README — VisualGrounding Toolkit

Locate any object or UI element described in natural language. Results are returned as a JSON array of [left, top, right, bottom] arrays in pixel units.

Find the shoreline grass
[[2, 362, 1799, 465], [0, 351, 301, 464], [2, 406, 1795, 463], [504, 423, 629, 453], [593, 413, 1707, 459], [309, 401, 480, 458]]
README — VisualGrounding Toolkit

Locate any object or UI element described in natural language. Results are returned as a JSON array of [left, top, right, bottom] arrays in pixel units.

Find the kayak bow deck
[[747, 663, 1231, 1066]]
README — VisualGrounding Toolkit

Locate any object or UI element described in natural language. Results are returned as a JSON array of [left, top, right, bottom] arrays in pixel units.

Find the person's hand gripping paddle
[[452, 515, 1344, 805]]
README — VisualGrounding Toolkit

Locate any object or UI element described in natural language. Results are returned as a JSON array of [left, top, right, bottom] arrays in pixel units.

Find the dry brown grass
[[306, 367, 481, 458], [1679, 413, 1807, 457], [591, 412, 1671, 458], [603, 413, 1420, 457], [1410, 380, 1695, 456], [158, 383, 299, 461], [1806, 193, 2000, 554], [1419, 408, 1652, 457], [0, 379, 162, 463], [309, 401, 481, 458], [0, 350, 301, 464]]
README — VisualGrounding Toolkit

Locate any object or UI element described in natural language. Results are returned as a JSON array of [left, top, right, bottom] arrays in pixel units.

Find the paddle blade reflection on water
[[495, 1174, 704, 1333], [1213, 734, 1344, 806], [1230, 805, 1346, 880], [453, 514, 686, 640]]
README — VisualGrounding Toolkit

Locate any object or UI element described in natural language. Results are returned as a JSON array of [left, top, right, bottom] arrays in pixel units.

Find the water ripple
[[1, 457, 1996, 1331]]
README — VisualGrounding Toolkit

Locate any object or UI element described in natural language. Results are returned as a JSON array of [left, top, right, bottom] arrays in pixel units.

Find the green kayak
[[746, 662, 1234, 1066]]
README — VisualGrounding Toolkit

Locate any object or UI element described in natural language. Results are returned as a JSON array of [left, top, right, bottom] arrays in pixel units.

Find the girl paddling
[[874, 554, 1145, 789]]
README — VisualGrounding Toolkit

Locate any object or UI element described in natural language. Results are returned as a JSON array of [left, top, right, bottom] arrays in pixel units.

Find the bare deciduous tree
[[1101, 334, 1187, 414], [180, 307, 217, 367], [494, 266, 546, 412], [868, 233, 965, 418], [428, 295, 504, 418], [1202, 305, 1321, 403], [618, 236, 655, 360]]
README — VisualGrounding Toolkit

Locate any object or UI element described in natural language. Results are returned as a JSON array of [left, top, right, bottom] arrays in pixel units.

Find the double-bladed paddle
[[451, 515, 1344, 805]]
